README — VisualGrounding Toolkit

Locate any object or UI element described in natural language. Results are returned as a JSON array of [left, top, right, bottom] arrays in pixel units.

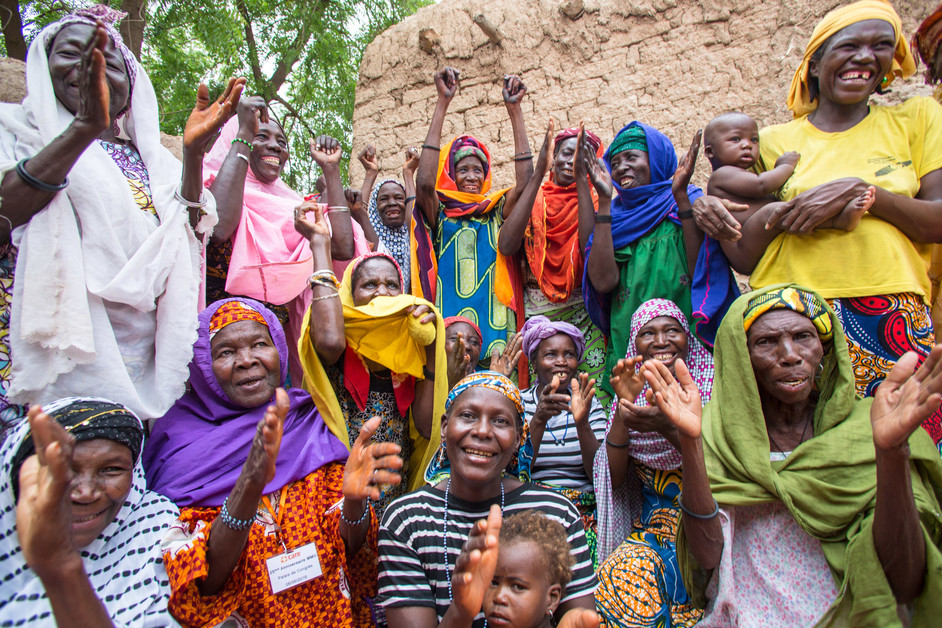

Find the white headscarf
[[0, 16, 217, 419], [0, 397, 180, 626], [367, 178, 411, 293]]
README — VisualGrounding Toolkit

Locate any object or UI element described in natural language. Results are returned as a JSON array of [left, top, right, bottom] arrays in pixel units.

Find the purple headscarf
[[520, 315, 586, 361], [143, 298, 349, 507]]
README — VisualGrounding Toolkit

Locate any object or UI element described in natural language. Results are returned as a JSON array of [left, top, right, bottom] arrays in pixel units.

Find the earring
[[817, 362, 824, 376]]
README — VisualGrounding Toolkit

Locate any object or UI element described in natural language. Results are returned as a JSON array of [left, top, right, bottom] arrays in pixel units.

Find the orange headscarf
[[786, 0, 915, 118]]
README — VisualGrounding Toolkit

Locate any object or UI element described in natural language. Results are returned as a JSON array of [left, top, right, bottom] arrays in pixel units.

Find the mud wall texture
[[351, 0, 933, 185]]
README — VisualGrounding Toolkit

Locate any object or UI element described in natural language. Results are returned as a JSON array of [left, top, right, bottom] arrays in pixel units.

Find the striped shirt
[[521, 385, 608, 492], [377, 483, 598, 626]]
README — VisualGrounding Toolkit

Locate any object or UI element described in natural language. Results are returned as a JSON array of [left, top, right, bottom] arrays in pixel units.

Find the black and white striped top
[[377, 483, 598, 626], [521, 385, 608, 492]]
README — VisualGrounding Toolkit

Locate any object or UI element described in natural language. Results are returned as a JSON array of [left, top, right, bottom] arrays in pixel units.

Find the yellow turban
[[786, 0, 916, 118]]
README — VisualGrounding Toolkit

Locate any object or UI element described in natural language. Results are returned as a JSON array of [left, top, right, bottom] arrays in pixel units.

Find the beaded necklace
[[444, 476, 505, 605]]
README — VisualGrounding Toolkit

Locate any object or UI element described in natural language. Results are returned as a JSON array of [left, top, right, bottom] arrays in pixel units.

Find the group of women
[[2, 1, 942, 627]]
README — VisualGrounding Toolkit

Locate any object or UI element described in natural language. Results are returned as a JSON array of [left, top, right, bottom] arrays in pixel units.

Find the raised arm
[[500, 75, 533, 219], [15, 406, 115, 627], [354, 146, 381, 248], [528, 375, 571, 464], [569, 374, 602, 478], [709, 152, 798, 199], [869, 346, 942, 603], [415, 68, 460, 231], [498, 119, 553, 256], [311, 135, 355, 261], [296, 201, 346, 365], [672, 131, 706, 278], [643, 359, 723, 570], [579, 131, 618, 295], [408, 303, 440, 440], [208, 96, 268, 243]]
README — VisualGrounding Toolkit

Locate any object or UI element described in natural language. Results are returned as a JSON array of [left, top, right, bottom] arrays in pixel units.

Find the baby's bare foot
[[831, 185, 875, 231]]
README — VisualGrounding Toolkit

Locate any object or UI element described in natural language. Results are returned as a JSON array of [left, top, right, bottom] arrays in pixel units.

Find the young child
[[483, 510, 576, 628], [704, 111, 873, 230]]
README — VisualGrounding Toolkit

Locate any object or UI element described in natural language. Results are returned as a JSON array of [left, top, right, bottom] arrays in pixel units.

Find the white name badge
[[266, 542, 323, 594]]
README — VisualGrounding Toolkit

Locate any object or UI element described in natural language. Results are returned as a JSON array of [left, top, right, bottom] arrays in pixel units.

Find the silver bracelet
[[327, 206, 350, 213], [174, 186, 209, 209], [677, 493, 720, 519], [234, 153, 250, 164], [0, 214, 12, 232]]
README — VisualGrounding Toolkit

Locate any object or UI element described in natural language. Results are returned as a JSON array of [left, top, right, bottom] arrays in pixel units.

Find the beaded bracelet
[[231, 137, 253, 149], [16, 159, 68, 192], [421, 144, 441, 151], [513, 150, 532, 158], [220, 499, 255, 530], [339, 503, 371, 526], [677, 493, 720, 519], [309, 270, 340, 291], [513, 154, 534, 161]]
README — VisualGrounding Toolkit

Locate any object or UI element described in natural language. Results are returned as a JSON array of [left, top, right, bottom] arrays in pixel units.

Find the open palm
[[183, 78, 245, 152], [642, 359, 702, 439], [871, 347, 942, 451]]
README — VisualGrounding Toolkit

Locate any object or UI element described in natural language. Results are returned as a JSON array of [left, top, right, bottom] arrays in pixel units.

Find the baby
[[483, 510, 583, 628], [705, 112, 873, 230]]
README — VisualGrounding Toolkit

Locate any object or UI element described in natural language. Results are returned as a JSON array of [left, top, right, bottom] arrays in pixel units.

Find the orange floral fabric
[[162, 463, 377, 627]]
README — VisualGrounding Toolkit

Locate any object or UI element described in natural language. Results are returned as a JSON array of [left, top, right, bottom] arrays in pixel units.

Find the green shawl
[[677, 284, 942, 627]]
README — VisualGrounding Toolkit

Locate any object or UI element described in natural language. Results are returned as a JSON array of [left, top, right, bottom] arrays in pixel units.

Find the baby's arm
[[710, 151, 799, 200]]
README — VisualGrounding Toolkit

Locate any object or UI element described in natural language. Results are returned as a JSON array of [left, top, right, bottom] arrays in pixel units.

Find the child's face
[[707, 116, 760, 169], [483, 540, 562, 628]]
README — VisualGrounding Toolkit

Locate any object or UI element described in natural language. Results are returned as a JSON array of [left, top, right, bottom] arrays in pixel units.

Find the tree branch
[[267, 1, 326, 93], [0, 0, 27, 60], [272, 93, 314, 139], [235, 0, 264, 89]]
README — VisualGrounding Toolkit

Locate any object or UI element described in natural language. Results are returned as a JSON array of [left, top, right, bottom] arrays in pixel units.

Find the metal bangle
[[174, 186, 209, 209], [234, 153, 250, 164], [421, 144, 441, 151], [0, 214, 12, 233], [605, 437, 630, 449], [405, 195, 416, 203], [513, 154, 534, 161], [310, 292, 340, 302], [327, 206, 350, 213], [677, 493, 720, 519], [15, 159, 68, 192], [220, 499, 255, 531]]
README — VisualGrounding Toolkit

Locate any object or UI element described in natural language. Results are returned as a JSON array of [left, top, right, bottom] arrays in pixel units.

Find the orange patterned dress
[[161, 463, 377, 627]]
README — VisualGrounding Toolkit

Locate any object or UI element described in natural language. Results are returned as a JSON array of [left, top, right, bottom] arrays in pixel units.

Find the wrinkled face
[[809, 19, 896, 108], [211, 320, 281, 408], [610, 149, 651, 190], [484, 540, 561, 628], [454, 155, 486, 194], [705, 116, 760, 169], [376, 181, 407, 228], [746, 309, 824, 406], [533, 334, 578, 390], [635, 316, 689, 376], [445, 322, 483, 367], [48, 24, 130, 122], [249, 120, 288, 184], [552, 137, 578, 187], [68, 439, 134, 548], [351, 257, 402, 306], [442, 387, 520, 490]]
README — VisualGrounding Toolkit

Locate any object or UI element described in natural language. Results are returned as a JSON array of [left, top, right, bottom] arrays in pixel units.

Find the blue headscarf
[[582, 121, 738, 346]]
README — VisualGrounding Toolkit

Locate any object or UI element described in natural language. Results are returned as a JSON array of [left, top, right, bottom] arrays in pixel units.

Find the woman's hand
[[16, 406, 80, 579], [642, 359, 702, 439], [557, 609, 601, 628], [407, 303, 437, 325], [533, 118, 556, 179], [764, 177, 870, 233], [235, 95, 268, 139], [615, 398, 678, 441], [693, 196, 746, 241], [435, 67, 460, 102], [871, 346, 942, 452], [403, 147, 421, 174], [294, 200, 331, 247], [489, 332, 523, 377], [182, 77, 246, 154], [672, 130, 701, 198], [343, 416, 403, 502], [570, 373, 596, 427], [358, 145, 380, 176], [72, 22, 111, 138], [533, 375, 571, 425], [241, 388, 288, 487], [610, 356, 645, 403], [310, 135, 343, 171], [578, 130, 612, 198], [447, 332, 474, 387], [502, 74, 527, 107], [451, 504, 501, 622]]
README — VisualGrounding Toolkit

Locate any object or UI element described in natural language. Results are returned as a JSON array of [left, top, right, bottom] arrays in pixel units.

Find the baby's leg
[[830, 185, 875, 231]]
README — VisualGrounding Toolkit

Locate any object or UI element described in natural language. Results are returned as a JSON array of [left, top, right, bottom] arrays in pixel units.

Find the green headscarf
[[607, 124, 647, 157], [678, 284, 942, 627]]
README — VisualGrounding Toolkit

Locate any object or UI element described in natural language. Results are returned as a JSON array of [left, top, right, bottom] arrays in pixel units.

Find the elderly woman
[[0, 6, 241, 429], [518, 315, 606, 562], [700, 1, 942, 449], [2, 399, 178, 625], [296, 200, 448, 516], [645, 285, 942, 626], [414, 68, 532, 363], [498, 122, 609, 403], [144, 297, 399, 626], [378, 371, 599, 628], [593, 299, 714, 627], [578, 125, 737, 401]]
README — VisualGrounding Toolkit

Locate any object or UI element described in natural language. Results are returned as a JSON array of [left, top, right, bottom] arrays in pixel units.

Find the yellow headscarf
[[299, 254, 449, 491], [786, 0, 916, 118]]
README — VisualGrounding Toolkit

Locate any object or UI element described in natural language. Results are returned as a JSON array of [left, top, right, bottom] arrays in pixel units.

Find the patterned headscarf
[[208, 300, 269, 339], [554, 128, 601, 154], [445, 315, 483, 344], [367, 178, 412, 292], [520, 315, 586, 362], [608, 125, 648, 156], [427, 371, 532, 484], [743, 286, 834, 342], [451, 138, 489, 177]]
